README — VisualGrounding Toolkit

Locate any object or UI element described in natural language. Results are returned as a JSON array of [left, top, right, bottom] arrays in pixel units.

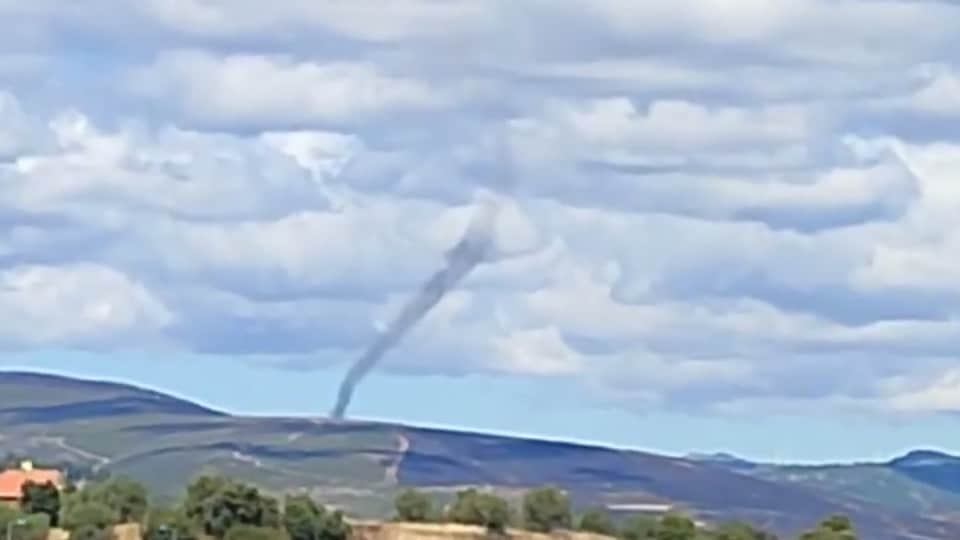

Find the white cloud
[[0, 90, 34, 156], [4, 0, 960, 417], [0, 263, 172, 347], [909, 68, 960, 115], [489, 326, 583, 376], [884, 368, 960, 413], [125, 51, 446, 127], [568, 0, 957, 64], [136, 0, 490, 42], [511, 98, 813, 158]]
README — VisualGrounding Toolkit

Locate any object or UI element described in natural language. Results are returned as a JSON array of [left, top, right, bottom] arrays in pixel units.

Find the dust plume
[[329, 199, 500, 420]]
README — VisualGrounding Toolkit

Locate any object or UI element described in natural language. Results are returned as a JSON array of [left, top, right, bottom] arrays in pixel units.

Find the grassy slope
[[0, 372, 959, 539]]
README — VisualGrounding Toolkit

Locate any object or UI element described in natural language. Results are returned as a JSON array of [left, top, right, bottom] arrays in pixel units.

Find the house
[[0, 461, 63, 508]]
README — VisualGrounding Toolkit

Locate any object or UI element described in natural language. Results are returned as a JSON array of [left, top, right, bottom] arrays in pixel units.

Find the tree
[[20, 481, 60, 526], [522, 487, 571, 533], [315, 510, 350, 540], [185, 476, 231, 525], [18, 514, 51, 540], [577, 509, 616, 536], [0, 506, 21, 531], [87, 477, 149, 523], [393, 490, 434, 523], [146, 505, 196, 540], [60, 501, 119, 531], [184, 476, 279, 538], [70, 525, 112, 540], [223, 525, 289, 540], [655, 513, 696, 540], [797, 530, 855, 540], [620, 515, 658, 540], [797, 515, 857, 540], [819, 515, 853, 535], [446, 489, 511, 534], [0, 512, 50, 540], [281, 495, 348, 540], [283, 496, 321, 540], [713, 521, 778, 540]]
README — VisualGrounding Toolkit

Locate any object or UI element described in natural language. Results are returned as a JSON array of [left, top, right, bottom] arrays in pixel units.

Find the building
[[0, 461, 63, 508]]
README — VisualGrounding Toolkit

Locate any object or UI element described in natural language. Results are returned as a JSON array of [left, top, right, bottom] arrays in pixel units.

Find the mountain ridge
[[6, 369, 945, 467]]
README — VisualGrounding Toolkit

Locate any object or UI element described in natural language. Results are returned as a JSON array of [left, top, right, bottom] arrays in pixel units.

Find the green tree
[[577, 508, 616, 536], [283, 496, 321, 540], [70, 525, 112, 540], [20, 481, 60, 526], [796, 514, 857, 540], [446, 489, 511, 534], [797, 531, 855, 540], [87, 477, 149, 523], [522, 487, 571, 533], [620, 515, 658, 540], [19, 514, 52, 540], [146, 505, 196, 540], [61, 501, 119, 531], [184, 476, 279, 539], [223, 525, 289, 540], [314, 510, 350, 540], [0, 512, 50, 540], [0, 506, 21, 531], [655, 513, 696, 540], [818, 515, 854, 536], [184, 476, 231, 526], [282, 495, 348, 540], [393, 490, 434, 523], [713, 521, 777, 540]]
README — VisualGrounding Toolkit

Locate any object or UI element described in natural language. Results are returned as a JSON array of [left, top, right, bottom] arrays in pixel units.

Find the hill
[[0, 371, 958, 540]]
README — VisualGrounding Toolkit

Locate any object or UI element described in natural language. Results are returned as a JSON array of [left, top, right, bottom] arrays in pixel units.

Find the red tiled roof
[[0, 469, 62, 500]]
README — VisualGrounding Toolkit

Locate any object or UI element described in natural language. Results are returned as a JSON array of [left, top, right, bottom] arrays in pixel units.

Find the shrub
[[224, 526, 289, 540], [447, 489, 511, 534], [393, 490, 434, 523], [522, 487, 571, 533], [61, 501, 119, 531], [577, 509, 616, 536]]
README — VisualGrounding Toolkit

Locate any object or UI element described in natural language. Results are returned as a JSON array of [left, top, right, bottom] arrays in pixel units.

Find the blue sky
[[3, 1, 960, 463]]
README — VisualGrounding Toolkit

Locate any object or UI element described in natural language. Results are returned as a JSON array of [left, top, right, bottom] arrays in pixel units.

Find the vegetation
[[282, 494, 350, 540], [89, 477, 150, 523], [522, 487, 572, 533], [60, 500, 118, 531], [577, 508, 616, 536], [713, 521, 779, 540], [446, 488, 512, 534], [20, 481, 61, 526], [0, 509, 49, 540], [393, 489, 435, 523], [620, 515, 659, 540], [797, 514, 858, 539], [0, 464, 861, 540], [145, 505, 194, 540], [224, 525, 290, 540]]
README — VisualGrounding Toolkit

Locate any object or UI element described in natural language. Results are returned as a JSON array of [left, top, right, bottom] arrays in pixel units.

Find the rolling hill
[[0, 371, 959, 539]]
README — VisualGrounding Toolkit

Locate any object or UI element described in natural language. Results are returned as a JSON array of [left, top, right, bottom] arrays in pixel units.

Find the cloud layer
[[3, 0, 960, 416]]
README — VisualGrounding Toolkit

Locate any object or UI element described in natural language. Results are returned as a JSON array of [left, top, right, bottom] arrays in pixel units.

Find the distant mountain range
[[1, 371, 960, 540]]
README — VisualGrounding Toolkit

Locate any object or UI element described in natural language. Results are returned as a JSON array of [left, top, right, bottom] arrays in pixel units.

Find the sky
[[3, 1, 960, 463]]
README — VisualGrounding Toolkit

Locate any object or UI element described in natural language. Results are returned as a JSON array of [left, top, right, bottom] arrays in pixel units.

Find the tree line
[[0, 475, 348, 540], [391, 487, 858, 540], [0, 473, 858, 540]]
